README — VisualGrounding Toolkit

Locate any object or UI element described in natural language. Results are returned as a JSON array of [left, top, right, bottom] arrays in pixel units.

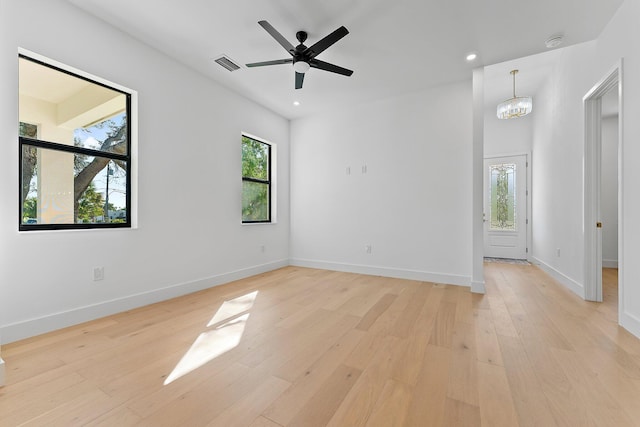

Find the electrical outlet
[[346, 166, 351, 175], [365, 244, 372, 254], [362, 164, 368, 174], [556, 248, 561, 257], [260, 245, 266, 253], [93, 267, 104, 281]]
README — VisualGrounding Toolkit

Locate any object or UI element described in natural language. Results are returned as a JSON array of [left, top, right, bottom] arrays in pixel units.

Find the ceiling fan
[[246, 20, 353, 89]]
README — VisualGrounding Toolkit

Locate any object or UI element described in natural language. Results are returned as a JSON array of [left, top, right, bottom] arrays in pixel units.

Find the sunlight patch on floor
[[164, 291, 258, 385], [207, 290, 258, 327]]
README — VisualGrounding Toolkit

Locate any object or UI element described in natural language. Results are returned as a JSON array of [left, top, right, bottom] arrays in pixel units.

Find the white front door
[[484, 155, 528, 259]]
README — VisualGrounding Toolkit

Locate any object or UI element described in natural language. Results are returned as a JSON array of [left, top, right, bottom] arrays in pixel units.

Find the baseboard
[[603, 259, 619, 269], [471, 280, 486, 294], [530, 256, 585, 298], [289, 258, 471, 287], [0, 357, 5, 387], [620, 310, 640, 339], [0, 259, 289, 345]]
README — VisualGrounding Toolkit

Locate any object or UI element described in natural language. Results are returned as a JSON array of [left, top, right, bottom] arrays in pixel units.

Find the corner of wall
[[471, 280, 486, 294], [530, 256, 585, 298], [620, 310, 640, 339], [290, 258, 471, 287]]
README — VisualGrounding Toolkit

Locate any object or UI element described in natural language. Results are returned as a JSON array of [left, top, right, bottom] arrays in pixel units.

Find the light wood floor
[[1, 264, 639, 426]]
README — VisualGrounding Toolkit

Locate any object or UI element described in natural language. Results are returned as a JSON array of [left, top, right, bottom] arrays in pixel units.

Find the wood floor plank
[[271, 313, 360, 382], [389, 284, 432, 338], [2, 265, 639, 426], [364, 379, 412, 427], [497, 334, 558, 427], [263, 329, 365, 426], [327, 336, 407, 427], [207, 375, 290, 427], [441, 397, 481, 427], [127, 362, 249, 420], [19, 388, 116, 427], [428, 300, 457, 348], [287, 364, 362, 427], [0, 378, 97, 426], [551, 347, 636, 427], [83, 406, 143, 427], [455, 288, 474, 325], [446, 321, 479, 406], [487, 295, 519, 338], [250, 416, 283, 427], [355, 293, 397, 331], [474, 308, 504, 366], [403, 344, 451, 427], [477, 361, 519, 427]]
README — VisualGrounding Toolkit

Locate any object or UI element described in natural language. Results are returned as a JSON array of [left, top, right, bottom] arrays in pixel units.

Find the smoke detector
[[545, 35, 564, 49]]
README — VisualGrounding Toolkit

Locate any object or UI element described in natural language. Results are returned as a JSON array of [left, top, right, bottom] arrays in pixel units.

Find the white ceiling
[[66, 0, 623, 120]]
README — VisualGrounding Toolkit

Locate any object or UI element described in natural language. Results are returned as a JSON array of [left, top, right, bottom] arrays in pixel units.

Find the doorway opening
[[583, 61, 622, 314], [483, 154, 529, 261]]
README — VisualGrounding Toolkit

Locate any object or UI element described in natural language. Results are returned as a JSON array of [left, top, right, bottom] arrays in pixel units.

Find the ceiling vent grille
[[214, 55, 241, 72]]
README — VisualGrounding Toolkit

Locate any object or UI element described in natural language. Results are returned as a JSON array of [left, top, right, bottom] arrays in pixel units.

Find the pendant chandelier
[[497, 69, 532, 119]]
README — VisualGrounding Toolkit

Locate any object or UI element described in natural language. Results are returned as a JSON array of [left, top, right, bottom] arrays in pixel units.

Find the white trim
[[241, 132, 277, 224], [620, 311, 640, 339], [602, 260, 618, 269], [290, 258, 471, 287], [530, 256, 584, 298], [471, 280, 486, 293], [0, 259, 288, 345], [483, 152, 531, 262], [0, 357, 5, 387], [18, 47, 140, 230], [583, 60, 622, 303], [472, 68, 485, 293]]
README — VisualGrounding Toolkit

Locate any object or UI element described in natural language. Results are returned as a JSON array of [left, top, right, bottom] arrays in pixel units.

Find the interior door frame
[[483, 152, 531, 261], [583, 60, 623, 304]]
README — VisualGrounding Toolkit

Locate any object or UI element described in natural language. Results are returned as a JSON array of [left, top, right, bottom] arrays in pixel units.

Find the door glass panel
[[489, 163, 516, 230]]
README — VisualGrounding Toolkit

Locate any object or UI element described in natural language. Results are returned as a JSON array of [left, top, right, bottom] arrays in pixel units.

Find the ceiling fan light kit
[[293, 61, 310, 73], [246, 20, 353, 89], [497, 69, 532, 119]]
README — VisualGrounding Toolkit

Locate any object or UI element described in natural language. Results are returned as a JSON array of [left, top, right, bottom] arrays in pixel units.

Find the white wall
[[290, 81, 473, 285], [484, 105, 533, 156], [595, 0, 640, 336], [601, 116, 618, 267], [530, 41, 598, 296], [0, 0, 290, 343], [530, 0, 640, 337]]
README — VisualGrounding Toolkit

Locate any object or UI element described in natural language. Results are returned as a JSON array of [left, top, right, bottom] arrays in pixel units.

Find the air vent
[[214, 55, 241, 72]]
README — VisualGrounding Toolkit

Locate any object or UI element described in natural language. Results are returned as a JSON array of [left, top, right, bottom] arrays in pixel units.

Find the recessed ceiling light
[[545, 34, 564, 48], [466, 53, 477, 61], [293, 101, 300, 106]]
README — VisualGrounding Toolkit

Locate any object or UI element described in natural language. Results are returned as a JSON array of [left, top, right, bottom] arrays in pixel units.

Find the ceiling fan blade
[[295, 72, 305, 89], [305, 26, 349, 58], [246, 58, 293, 67], [258, 20, 295, 55], [310, 59, 353, 76]]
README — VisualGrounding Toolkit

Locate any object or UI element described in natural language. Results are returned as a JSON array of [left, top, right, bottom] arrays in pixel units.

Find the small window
[[242, 135, 271, 223], [18, 54, 132, 230]]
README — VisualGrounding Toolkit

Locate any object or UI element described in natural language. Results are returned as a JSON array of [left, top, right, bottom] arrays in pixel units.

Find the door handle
[[596, 222, 602, 228]]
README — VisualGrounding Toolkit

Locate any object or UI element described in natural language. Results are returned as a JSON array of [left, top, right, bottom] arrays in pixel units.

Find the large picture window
[[18, 55, 132, 231], [242, 135, 271, 223]]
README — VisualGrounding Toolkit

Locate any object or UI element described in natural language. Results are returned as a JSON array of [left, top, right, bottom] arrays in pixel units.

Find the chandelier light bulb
[[497, 70, 532, 119]]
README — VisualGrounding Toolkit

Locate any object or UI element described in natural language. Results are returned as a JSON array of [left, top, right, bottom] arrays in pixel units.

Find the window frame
[[18, 54, 132, 231], [241, 134, 272, 224]]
